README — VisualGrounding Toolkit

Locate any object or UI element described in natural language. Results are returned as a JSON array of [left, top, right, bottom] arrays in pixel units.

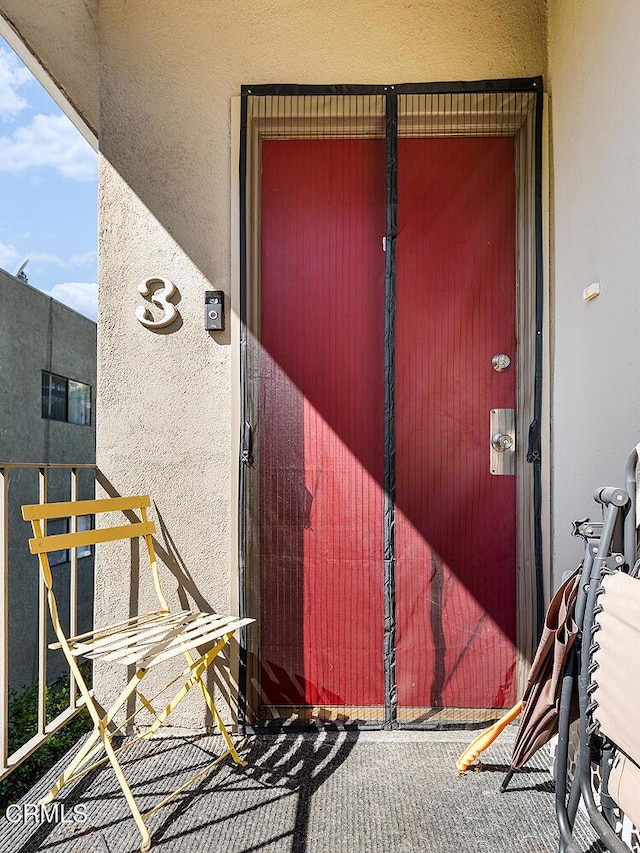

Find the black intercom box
[[205, 291, 224, 331]]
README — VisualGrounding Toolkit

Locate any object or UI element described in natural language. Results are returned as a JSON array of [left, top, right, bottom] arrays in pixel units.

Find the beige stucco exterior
[[546, 0, 640, 581], [90, 0, 546, 727]]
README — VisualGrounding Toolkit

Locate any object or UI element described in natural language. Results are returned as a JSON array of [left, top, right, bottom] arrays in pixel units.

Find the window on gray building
[[68, 379, 92, 425], [47, 517, 69, 566], [47, 515, 94, 565], [77, 514, 93, 558], [42, 371, 91, 425]]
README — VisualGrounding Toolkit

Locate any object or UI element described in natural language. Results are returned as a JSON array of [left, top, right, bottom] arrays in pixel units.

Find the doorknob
[[492, 433, 513, 452], [490, 409, 515, 475]]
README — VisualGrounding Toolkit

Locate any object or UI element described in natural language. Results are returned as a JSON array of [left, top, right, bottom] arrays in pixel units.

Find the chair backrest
[[590, 570, 640, 828], [591, 571, 640, 764], [22, 495, 168, 615], [23, 495, 156, 560]]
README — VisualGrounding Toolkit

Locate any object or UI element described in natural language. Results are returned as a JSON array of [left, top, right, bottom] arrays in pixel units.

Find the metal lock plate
[[490, 409, 515, 475]]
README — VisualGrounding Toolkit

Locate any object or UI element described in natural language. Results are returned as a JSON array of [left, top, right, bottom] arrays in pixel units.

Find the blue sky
[[0, 37, 98, 320]]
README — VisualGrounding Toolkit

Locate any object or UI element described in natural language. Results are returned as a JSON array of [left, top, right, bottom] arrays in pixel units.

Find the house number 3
[[135, 277, 180, 329]]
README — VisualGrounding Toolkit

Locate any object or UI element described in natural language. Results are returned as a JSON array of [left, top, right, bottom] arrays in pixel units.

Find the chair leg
[[41, 637, 246, 850], [138, 668, 203, 741], [139, 638, 246, 765], [41, 667, 146, 803], [99, 724, 152, 853], [39, 729, 101, 805], [195, 676, 246, 766], [183, 635, 246, 766], [40, 668, 152, 853]]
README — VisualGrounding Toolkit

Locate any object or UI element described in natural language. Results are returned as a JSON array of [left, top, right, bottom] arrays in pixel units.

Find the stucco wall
[[546, 0, 640, 580], [96, 0, 545, 727], [0, 0, 97, 136]]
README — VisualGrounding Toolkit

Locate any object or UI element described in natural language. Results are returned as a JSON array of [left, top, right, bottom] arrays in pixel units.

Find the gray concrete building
[[0, 265, 96, 690]]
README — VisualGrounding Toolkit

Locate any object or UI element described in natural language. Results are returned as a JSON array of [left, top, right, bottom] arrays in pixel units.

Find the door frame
[[231, 79, 549, 731]]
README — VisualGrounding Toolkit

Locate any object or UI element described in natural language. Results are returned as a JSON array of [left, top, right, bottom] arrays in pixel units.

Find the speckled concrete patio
[[0, 729, 602, 853]]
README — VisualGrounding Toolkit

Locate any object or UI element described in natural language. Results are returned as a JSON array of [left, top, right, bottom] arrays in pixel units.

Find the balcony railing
[[0, 463, 96, 782]]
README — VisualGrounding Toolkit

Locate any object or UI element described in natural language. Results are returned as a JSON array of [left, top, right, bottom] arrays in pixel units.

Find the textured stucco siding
[[96, 0, 545, 727], [546, 0, 640, 580], [0, 0, 97, 135]]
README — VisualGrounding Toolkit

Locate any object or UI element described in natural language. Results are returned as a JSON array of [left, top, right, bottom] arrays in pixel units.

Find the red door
[[395, 137, 517, 714], [259, 139, 386, 714], [258, 134, 517, 720]]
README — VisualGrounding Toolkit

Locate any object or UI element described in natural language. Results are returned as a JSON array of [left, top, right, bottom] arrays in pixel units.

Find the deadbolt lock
[[492, 353, 511, 372]]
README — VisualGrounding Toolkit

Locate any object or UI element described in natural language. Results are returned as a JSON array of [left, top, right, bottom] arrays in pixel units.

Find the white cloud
[[69, 250, 96, 268], [0, 113, 97, 181], [0, 47, 32, 120], [30, 249, 96, 269], [0, 244, 96, 276], [0, 240, 21, 271], [29, 251, 65, 267], [49, 281, 97, 320]]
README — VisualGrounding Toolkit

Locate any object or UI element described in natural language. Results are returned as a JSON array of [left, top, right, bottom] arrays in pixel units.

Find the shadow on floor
[[3, 731, 358, 853], [0, 731, 609, 853]]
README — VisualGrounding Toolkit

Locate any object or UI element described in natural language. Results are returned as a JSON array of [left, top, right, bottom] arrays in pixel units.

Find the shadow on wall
[[95, 470, 240, 732]]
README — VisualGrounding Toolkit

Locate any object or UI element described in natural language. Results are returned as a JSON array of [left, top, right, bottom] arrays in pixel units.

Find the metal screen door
[[259, 136, 386, 718], [240, 84, 543, 728], [395, 134, 517, 722]]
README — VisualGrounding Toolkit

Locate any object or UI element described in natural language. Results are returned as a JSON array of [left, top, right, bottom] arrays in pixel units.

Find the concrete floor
[[0, 729, 603, 853]]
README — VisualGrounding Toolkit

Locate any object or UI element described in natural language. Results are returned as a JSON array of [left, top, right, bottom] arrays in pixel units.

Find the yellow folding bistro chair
[[22, 494, 253, 852]]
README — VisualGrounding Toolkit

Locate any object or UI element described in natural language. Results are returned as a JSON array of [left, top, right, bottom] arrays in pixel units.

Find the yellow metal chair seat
[[57, 609, 250, 669], [22, 494, 253, 852]]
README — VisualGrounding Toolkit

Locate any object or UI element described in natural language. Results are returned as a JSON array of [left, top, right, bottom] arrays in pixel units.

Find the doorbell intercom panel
[[205, 291, 225, 331]]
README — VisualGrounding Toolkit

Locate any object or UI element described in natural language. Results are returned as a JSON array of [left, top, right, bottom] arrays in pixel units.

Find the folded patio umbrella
[[502, 565, 581, 786]]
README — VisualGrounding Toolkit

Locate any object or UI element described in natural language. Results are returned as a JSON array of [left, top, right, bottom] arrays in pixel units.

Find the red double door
[[258, 135, 517, 719]]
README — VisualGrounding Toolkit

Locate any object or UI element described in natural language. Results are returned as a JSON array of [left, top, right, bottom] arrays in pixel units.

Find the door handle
[[490, 409, 515, 475], [491, 433, 513, 452]]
